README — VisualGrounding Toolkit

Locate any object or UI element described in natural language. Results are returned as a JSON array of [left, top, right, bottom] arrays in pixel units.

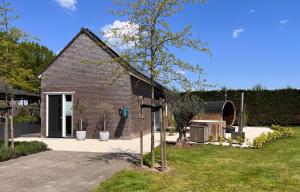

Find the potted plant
[[98, 102, 111, 141], [73, 100, 88, 140]]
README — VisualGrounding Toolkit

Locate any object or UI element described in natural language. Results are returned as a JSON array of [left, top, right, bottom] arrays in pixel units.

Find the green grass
[[94, 128, 300, 192], [0, 140, 48, 162]]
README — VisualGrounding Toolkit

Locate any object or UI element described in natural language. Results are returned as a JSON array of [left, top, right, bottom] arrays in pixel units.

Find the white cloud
[[101, 20, 139, 49], [249, 9, 256, 13], [55, 0, 77, 11], [232, 28, 244, 38], [177, 70, 186, 75], [280, 19, 288, 24]]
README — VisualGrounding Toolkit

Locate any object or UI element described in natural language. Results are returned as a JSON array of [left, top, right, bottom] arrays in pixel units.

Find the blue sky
[[9, 0, 300, 90]]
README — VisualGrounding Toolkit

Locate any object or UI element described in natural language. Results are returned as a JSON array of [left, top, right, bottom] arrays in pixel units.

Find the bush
[[0, 141, 48, 162], [236, 136, 244, 146], [209, 135, 215, 144], [253, 127, 295, 149], [218, 135, 224, 146], [227, 137, 233, 147], [14, 115, 40, 124]]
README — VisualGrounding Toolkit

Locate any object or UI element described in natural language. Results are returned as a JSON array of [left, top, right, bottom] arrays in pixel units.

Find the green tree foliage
[[109, 0, 209, 168], [166, 91, 204, 142], [109, 0, 209, 90], [17, 42, 55, 92], [0, 0, 55, 93]]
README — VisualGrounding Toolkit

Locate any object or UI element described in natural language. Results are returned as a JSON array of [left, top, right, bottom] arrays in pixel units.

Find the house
[[40, 28, 167, 139], [0, 81, 39, 104], [0, 81, 40, 139]]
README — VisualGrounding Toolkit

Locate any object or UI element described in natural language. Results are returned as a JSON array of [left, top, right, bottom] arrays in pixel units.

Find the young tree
[[73, 100, 88, 132], [107, 0, 209, 168], [165, 92, 204, 145]]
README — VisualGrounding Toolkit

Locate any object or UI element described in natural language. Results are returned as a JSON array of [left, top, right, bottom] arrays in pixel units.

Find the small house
[[39, 28, 166, 139]]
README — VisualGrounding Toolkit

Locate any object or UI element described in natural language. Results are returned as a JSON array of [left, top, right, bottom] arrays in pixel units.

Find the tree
[[97, 102, 112, 132], [165, 91, 204, 145], [252, 83, 266, 91], [17, 42, 55, 92], [0, 0, 25, 148], [73, 100, 88, 132], [108, 0, 209, 169]]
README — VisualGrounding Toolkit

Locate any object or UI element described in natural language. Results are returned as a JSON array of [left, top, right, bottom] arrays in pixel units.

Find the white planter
[[76, 131, 86, 140], [99, 131, 109, 141]]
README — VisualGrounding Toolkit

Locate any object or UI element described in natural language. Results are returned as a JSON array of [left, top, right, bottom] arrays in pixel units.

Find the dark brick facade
[[40, 29, 165, 139]]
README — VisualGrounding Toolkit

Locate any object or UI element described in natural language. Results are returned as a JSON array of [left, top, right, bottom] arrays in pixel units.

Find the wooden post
[[4, 111, 8, 148], [163, 100, 167, 169], [159, 103, 164, 171], [139, 96, 144, 168], [239, 92, 244, 133]]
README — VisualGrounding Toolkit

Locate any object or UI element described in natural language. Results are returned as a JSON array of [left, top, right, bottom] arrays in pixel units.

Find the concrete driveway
[[0, 151, 134, 192]]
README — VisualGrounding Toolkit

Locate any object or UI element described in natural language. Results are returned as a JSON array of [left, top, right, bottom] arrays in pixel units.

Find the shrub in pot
[[73, 100, 88, 141], [98, 102, 111, 141]]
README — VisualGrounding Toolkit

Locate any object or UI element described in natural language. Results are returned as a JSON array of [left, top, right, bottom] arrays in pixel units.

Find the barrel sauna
[[191, 100, 236, 141]]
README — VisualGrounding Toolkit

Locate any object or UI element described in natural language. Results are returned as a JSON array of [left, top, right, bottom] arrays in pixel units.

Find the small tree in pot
[[97, 102, 112, 141], [73, 100, 88, 140]]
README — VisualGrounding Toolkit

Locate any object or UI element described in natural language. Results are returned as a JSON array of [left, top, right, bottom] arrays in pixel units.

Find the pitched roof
[[0, 81, 38, 98], [40, 28, 166, 91]]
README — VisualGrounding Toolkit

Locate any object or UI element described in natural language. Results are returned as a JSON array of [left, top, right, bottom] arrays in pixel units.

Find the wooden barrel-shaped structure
[[190, 100, 236, 141], [202, 100, 236, 127]]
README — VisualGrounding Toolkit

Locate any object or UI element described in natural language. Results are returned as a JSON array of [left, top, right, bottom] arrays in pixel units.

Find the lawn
[[0, 140, 48, 162], [94, 128, 300, 192]]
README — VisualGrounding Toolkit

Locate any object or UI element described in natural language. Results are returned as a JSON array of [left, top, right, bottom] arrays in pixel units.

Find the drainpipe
[[239, 92, 244, 133]]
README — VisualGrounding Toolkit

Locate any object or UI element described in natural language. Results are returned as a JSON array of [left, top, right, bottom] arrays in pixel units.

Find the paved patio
[[15, 132, 178, 154], [15, 127, 271, 153]]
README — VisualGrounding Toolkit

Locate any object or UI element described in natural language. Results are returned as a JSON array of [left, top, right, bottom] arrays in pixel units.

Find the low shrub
[[227, 137, 233, 147], [236, 136, 244, 147], [253, 127, 295, 149], [209, 135, 215, 144], [218, 135, 224, 146], [0, 141, 48, 162], [14, 115, 40, 124]]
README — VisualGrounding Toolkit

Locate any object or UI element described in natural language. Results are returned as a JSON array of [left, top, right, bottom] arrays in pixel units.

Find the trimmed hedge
[[0, 141, 48, 162], [253, 126, 295, 149], [193, 89, 300, 126]]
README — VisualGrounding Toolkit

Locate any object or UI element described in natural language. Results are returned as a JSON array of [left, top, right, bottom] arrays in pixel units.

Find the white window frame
[[45, 92, 75, 137]]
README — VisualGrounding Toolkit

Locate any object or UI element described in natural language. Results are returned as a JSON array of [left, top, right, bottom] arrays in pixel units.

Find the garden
[[94, 127, 299, 192], [0, 140, 48, 162]]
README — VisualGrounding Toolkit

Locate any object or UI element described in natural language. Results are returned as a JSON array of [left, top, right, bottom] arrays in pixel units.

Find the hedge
[[193, 89, 300, 126], [0, 141, 48, 162]]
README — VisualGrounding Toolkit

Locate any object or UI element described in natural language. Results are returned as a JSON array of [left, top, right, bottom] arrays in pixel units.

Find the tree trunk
[[150, 77, 155, 169], [163, 104, 167, 169], [10, 111, 14, 149], [103, 112, 106, 132], [10, 98, 15, 149], [159, 107, 164, 171], [80, 118, 83, 131]]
